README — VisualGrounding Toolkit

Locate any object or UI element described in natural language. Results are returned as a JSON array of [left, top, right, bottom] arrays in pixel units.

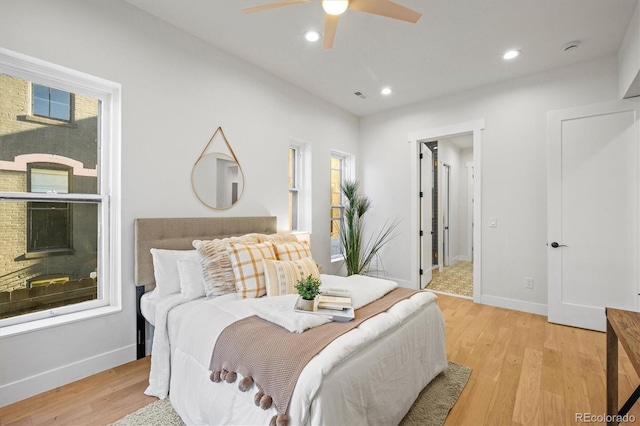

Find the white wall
[[618, 0, 640, 98], [359, 56, 619, 311], [0, 0, 358, 406]]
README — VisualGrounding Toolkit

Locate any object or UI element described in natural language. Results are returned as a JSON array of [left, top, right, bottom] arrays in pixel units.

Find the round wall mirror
[[191, 152, 245, 210]]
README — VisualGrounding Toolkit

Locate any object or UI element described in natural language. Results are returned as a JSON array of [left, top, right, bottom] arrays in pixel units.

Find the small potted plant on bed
[[295, 275, 321, 311]]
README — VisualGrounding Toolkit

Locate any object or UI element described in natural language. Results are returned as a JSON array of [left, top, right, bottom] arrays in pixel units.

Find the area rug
[[111, 362, 470, 426]]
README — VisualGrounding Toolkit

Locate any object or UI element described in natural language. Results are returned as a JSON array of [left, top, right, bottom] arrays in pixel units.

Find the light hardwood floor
[[1, 293, 638, 425]]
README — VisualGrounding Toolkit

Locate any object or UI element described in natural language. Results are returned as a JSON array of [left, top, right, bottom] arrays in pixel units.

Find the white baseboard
[[378, 275, 416, 290], [480, 294, 548, 316], [0, 344, 136, 407], [380, 274, 547, 317]]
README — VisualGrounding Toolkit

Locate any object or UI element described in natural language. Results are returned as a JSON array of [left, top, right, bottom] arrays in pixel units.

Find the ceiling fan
[[242, 0, 422, 49]]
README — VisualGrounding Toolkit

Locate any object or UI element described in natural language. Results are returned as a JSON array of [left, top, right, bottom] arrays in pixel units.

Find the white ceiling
[[124, 0, 637, 117]]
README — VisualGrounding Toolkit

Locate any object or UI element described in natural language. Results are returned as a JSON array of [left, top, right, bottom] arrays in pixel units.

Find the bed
[[134, 216, 447, 425]]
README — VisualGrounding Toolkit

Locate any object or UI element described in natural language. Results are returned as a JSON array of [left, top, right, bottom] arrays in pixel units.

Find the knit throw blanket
[[209, 287, 420, 426]]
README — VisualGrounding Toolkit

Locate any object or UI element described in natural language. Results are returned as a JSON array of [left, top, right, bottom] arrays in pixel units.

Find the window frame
[[289, 140, 312, 233], [288, 146, 300, 231], [330, 150, 353, 262], [0, 48, 122, 337]]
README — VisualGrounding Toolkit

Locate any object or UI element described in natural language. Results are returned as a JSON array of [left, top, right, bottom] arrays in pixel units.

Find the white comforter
[[147, 274, 448, 425]]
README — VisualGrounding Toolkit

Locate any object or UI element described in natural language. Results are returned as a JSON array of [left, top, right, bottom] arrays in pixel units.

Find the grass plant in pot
[[295, 275, 321, 311], [340, 180, 400, 276]]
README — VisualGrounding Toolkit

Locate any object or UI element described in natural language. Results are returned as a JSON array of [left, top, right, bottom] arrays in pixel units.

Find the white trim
[[0, 343, 134, 407], [408, 120, 484, 300], [480, 294, 548, 317], [0, 192, 102, 202], [289, 139, 312, 232], [0, 48, 121, 101], [0, 48, 122, 332], [383, 275, 413, 289], [466, 161, 474, 263], [428, 288, 473, 301], [330, 149, 354, 262], [0, 305, 121, 338]]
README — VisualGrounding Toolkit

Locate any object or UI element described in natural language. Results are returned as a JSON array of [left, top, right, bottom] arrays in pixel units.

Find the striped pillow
[[263, 257, 320, 297], [227, 241, 276, 298], [273, 241, 311, 261]]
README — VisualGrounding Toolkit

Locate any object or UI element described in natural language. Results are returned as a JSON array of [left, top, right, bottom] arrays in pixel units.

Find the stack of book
[[318, 289, 354, 322], [317, 294, 352, 311]]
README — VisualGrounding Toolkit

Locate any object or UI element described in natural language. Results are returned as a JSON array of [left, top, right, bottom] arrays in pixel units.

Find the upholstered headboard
[[134, 216, 277, 288]]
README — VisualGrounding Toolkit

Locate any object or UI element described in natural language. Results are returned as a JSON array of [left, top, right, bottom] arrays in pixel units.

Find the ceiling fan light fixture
[[322, 0, 349, 16], [304, 30, 320, 42]]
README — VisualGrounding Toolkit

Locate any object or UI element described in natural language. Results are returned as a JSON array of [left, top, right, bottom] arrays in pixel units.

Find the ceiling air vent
[[354, 91, 368, 99]]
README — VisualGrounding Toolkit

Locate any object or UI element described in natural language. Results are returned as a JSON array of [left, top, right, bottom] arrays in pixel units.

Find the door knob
[[550, 242, 567, 248]]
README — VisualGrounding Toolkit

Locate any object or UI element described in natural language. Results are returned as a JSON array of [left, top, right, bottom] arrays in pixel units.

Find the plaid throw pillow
[[193, 234, 260, 298], [227, 241, 276, 298], [273, 241, 311, 261]]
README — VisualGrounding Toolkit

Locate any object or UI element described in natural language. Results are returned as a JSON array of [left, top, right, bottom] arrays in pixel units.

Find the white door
[[548, 100, 640, 331], [421, 144, 433, 288]]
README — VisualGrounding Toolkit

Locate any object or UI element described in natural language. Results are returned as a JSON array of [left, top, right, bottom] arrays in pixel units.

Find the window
[[289, 141, 311, 232], [330, 151, 352, 260], [32, 83, 72, 121], [288, 147, 299, 231], [27, 165, 72, 252], [0, 48, 121, 334]]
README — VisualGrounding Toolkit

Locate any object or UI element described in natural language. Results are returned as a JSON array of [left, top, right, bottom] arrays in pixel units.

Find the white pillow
[[150, 248, 197, 297], [177, 258, 206, 300]]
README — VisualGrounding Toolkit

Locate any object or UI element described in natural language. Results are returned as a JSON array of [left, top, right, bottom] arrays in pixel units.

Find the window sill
[[17, 114, 76, 128], [0, 305, 122, 338], [23, 248, 74, 259]]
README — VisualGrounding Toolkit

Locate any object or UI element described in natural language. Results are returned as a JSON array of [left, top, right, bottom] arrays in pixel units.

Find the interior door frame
[[466, 161, 474, 261], [409, 119, 485, 302]]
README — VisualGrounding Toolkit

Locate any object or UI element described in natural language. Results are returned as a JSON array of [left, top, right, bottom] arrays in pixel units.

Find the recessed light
[[304, 31, 320, 42], [503, 49, 521, 60], [381, 87, 392, 95]]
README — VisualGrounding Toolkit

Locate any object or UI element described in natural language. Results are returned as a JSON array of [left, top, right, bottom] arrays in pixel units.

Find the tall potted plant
[[340, 180, 399, 276]]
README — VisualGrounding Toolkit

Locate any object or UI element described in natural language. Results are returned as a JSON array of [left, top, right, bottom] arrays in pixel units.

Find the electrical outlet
[[525, 277, 534, 289]]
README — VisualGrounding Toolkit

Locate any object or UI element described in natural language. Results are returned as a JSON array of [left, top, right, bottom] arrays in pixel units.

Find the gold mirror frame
[[191, 127, 245, 210]]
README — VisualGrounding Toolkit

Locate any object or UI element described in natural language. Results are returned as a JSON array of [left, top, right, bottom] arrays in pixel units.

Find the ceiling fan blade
[[323, 14, 339, 49], [348, 0, 422, 23], [242, 0, 312, 14]]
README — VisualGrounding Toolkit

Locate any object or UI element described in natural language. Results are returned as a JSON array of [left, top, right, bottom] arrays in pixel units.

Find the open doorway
[[409, 119, 484, 302], [422, 134, 474, 298]]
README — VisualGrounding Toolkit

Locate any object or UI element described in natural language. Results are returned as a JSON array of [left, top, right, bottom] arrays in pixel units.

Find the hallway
[[426, 261, 473, 297]]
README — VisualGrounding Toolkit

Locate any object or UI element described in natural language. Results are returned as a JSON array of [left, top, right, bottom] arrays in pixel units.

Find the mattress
[[155, 276, 448, 425]]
